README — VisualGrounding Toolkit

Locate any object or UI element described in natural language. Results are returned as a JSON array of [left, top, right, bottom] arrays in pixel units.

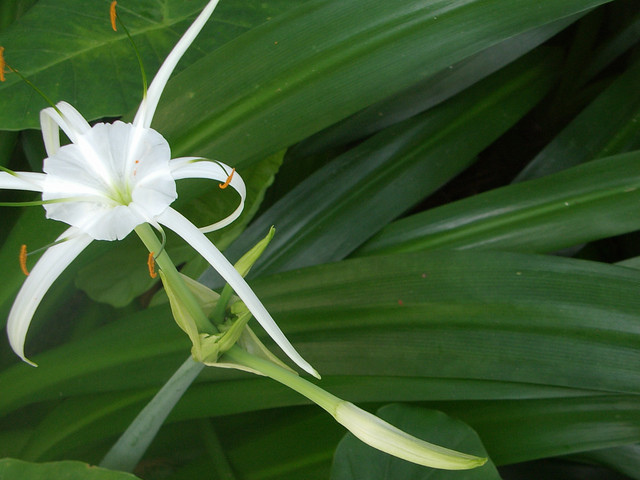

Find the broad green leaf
[[576, 444, 640, 480], [74, 240, 158, 308], [247, 250, 640, 395], [0, 0, 306, 129], [221, 49, 557, 276], [581, 8, 640, 81], [0, 132, 17, 167], [0, 305, 186, 417], [440, 395, 640, 465], [0, 0, 37, 30], [155, 0, 613, 166], [0, 207, 66, 326], [293, 17, 576, 157], [357, 150, 640, 256], [514, 56, 640, 182], [4, 250, 640, 461], [498, 460, 627, 480], [331, 405, 498, 480], [0, 458, 140, 479], [19, 390, 157, 462]]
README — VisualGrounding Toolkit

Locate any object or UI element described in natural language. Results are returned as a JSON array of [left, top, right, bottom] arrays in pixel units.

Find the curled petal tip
[[23, 357, 38, 368]]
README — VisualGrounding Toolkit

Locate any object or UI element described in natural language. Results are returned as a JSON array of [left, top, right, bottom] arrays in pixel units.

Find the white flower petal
[[170, 157, 246, 232], [134, 0, 221, 128], [40, 101, 92, 156], [42, 121, 176, 241], [158, 207, 320, 379], [40, 110, 61, 157], [0, 171, 46, 192], [334, 402, 487, 470], [7, 228, 93, 365]]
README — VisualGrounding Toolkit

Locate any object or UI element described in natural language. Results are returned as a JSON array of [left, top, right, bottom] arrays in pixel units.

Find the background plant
[[1, 0, 640, 479]]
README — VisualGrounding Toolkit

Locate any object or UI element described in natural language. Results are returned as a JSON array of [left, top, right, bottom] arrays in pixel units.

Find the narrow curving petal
[[158, 207, 320, 378], [40, 109, 62, 157], [40, 101, 92, 156], [0, 171, 46, 192], [6, 228, 93, 365], [170, 157, 246, 232], [133, 0, 221, 129]]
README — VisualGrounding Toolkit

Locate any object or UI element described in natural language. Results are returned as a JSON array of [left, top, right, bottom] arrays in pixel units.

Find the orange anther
[[147, 251, 157, 278], [19, 244, 29, 276], [110, 1, 118, 31], [0, 46, 6, 82], [219, 168, 235, 189]]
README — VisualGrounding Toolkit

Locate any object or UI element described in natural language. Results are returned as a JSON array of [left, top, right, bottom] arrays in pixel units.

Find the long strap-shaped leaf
[[357, 150, 640, 255], [3, 249, 640, 415], [155, 0, 613, 165]]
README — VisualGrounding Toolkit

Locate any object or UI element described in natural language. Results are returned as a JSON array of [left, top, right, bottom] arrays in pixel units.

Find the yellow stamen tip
[[147, 251, 157, 279], [19, 244, 29, 276], [219, 168, 236, 189], [0, 46, 6, 82], [110, 1, 118, 31]]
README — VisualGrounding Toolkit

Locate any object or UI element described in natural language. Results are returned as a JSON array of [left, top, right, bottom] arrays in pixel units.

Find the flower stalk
[[135, 223, 216, 335], [222, 346, 486, 470]]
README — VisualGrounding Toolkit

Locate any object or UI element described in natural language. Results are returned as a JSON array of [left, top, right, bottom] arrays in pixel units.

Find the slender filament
[[110, 1, 148, 99], [0, 53, 59, 112]]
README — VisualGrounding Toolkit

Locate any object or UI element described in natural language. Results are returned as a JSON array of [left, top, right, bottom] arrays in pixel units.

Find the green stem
[[100, 356, 205, 472], [135, 223, 217, 334], [223, 346, 340, 415]]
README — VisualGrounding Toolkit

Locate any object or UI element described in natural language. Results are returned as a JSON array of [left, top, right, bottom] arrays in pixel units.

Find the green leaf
[[223, 49, 557, 276], [294, 16, 577, 157], [74, 240, 157, 308], [440, 395, 640, 465], [4, 250, 640, 462], [0, 0, 37, 31], [0, 458, 141, 479], [0, 132, 17, 167], [0, 305, 185, 417], [0, 0, 305, 129], [156, 0, 613, 165], [331, 404, 498, 480], [0, 207, 66, 327], [575, 444, 640, 480], [357, 150, 640, 256], [514, 56, 640, 182]]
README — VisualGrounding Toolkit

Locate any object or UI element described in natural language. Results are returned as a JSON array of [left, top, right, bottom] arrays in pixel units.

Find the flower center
[[41, 121, 177, 241]]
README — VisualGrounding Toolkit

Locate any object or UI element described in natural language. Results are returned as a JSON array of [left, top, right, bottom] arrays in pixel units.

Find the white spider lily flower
[[1, 0, 318, 378]]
